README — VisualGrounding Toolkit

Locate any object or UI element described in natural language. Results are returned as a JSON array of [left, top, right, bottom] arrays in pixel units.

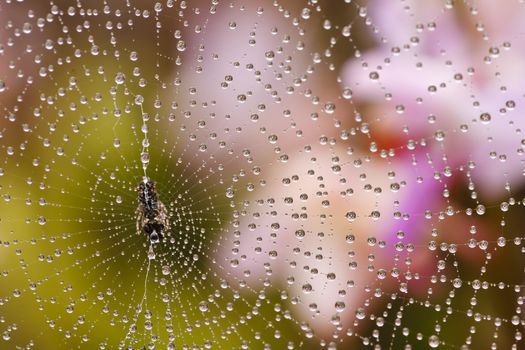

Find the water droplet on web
[[369, 71, 380, 80], [37, 216, 46, 225], [301, 8, 311, 20], [198, 301, 209, 312], [476, 204, 486, 215], [342, 88, 353, 99], [428, 335, 440, 348], [114, 73, 125, 85], [323, 102, 336, 114], [225, 188, 235, 198], [355, 308, 366, 320], [176, 40, 186, 52], [141, 153, 150, 165], [302, 284, 313, 294], [480, 112, 491, 124]]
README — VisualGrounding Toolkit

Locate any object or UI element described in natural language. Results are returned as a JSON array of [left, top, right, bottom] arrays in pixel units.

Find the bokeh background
[[1, 0, 525, 349]]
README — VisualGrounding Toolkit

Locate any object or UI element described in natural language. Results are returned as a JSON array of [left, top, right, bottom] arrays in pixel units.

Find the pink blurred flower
[[179, 0, 499, 341], [216, 146, 447, 338], [343, 0, 525, 198]]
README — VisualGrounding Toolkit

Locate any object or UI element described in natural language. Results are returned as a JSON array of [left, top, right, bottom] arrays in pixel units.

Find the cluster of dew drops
[[1, 0, 525, 350]]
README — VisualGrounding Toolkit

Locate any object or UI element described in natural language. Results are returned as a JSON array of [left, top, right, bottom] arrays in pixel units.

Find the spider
[[136, 177, 169, 243]]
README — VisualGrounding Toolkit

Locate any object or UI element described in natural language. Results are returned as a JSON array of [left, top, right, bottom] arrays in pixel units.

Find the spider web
[[0, 0, 524, 349]]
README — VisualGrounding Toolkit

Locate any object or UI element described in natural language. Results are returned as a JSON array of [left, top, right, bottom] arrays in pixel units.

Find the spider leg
[[136, 207, 143, 235], [159, 201, 170, 232]]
